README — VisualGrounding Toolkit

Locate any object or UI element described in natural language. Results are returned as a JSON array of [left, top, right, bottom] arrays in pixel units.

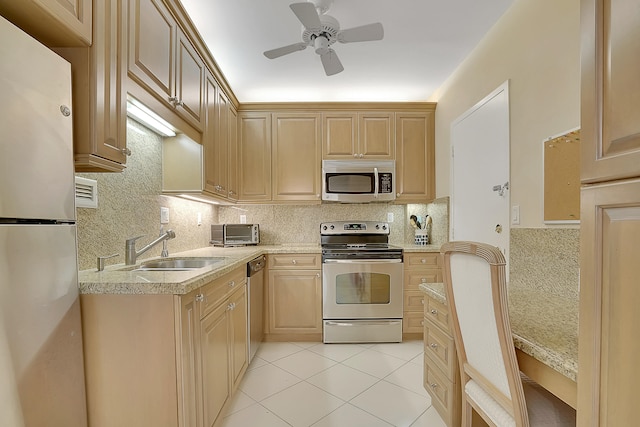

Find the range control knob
[[375, 224, 380, 229], [330, 225, 335, 230], [322, 225, 327, 231], [382, 225, 387, 230]]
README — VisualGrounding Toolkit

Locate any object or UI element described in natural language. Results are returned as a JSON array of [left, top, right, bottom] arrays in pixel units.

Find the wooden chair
[[440, 241, 575, 427]]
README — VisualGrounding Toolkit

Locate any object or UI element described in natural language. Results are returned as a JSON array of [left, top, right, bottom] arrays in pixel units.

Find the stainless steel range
[[321, 221, 404, 343]]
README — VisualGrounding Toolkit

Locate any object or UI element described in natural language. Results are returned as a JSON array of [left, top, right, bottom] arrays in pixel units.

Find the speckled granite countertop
[[79, 243, 441, 296], [419, 282, 578, 382], [78, 244, 322, 295]]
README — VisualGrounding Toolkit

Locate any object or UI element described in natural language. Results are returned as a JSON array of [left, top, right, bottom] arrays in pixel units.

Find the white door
[[450, 82, 510, 272]]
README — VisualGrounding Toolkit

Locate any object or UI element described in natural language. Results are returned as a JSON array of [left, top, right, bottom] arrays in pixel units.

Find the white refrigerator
[[0, 16, 87, 427]]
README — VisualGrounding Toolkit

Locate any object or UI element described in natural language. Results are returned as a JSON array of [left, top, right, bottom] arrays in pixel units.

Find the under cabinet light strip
[[126, 98, 177, 137]]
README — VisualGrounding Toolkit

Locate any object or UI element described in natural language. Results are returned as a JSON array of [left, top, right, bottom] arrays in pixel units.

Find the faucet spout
[[125, 230, 176, 265]]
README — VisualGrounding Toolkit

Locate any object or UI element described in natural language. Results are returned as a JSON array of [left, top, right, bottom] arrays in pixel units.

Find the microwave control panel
[[379, 173, 393, 193]]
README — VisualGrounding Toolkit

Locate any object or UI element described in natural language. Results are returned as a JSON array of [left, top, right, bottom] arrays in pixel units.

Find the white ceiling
[[178, 0, 515, 103]]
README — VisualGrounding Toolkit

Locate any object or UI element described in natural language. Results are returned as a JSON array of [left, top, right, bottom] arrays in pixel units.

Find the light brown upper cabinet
[[322, 111, 395, 159], [272, 113, 322, 202], [55, 0, 129, 172], [395, 111, 435, 203], [0, 0, 92, 46], [128, 0, 204, 131], [581, 0, 640, 184], [203, 71, 238, 202], [578, 1, 640, 426], [238, 112, 272, 202]]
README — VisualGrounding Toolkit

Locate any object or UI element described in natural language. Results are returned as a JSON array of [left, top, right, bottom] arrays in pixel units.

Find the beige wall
[[430, 0, 580, 228]]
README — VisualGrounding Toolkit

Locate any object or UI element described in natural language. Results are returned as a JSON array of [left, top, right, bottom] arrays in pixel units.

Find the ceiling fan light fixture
[[314, 35, 329, 54]]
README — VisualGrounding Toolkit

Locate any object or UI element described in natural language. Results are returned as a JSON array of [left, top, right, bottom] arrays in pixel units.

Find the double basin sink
[[126, 257, 226, 272]]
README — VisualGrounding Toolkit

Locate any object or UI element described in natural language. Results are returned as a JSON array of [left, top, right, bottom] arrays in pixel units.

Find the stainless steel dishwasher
[[247, 255, 266, 362]]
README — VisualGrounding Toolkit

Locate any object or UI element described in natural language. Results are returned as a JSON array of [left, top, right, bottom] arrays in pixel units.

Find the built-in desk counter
[[420, 282, 577, 409]]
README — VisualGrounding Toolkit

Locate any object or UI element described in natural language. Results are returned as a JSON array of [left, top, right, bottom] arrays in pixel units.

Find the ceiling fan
[[263, 0, 384, 76]]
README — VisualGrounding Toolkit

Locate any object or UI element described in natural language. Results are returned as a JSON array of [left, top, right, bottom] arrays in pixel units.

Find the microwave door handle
[[374, 167, 379, 198]]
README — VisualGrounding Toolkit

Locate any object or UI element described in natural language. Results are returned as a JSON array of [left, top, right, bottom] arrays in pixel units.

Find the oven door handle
[[323, 259, 403, 264]]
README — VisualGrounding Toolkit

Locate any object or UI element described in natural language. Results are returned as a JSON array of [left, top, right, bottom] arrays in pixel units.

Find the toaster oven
[[210, 224, 259, 246]]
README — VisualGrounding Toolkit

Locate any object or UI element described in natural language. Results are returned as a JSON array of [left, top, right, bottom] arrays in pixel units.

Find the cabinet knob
[[430, 383, 438, 389], [353, 153, 358, 158], [359, 153, 364, 158], [429, 343, 438, 349], [421, 278, 427, 283], [421, 298, 424, 305], [430, 309, 438, 316], [396, 193, 400, 197], [316, 273, 320, 278], [228, 280, 235, 287], [421, 259, 426, 263], [292, 259, 297, 264], [195, 294, 204, 302], [168, 96, 179, 104], [229, 190, 235, 196], [121, 147, 132, 156]]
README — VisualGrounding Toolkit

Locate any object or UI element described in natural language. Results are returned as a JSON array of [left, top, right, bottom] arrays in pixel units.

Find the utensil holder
[[414, 230, 429, 245]]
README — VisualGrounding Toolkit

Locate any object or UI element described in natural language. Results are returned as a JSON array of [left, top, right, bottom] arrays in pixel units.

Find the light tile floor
[[220, 340, 447, 427]]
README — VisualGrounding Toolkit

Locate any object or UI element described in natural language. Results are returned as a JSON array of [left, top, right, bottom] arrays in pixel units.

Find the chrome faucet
[[125, 229, 176, 265]]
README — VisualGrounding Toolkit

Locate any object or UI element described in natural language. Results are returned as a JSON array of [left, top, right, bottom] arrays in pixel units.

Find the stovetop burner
[[320, 221, 402, 260]]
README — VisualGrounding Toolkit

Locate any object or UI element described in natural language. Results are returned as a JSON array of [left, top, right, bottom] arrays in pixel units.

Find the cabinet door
[[128, 0, 176, 103], [358, 112, 394, 159], [0, 0, 92, 46], [272, 113, 322, 202], [395, 112, 435, 202], [200, 302, 230, 427], [56, 0, 128, 172], [322, 112, 358, 159], [578, 178, 640, 426], [267, 269, 322, 334], [581, 0, 640, 183], [179, 292, 201, 427], [215, 90, 230, 196], [203, 71, 219, 195], [238, 112, 272, 201], [175, 27, 204, 130], [228, 106, 239, 201], [229, 286, 248, 391]]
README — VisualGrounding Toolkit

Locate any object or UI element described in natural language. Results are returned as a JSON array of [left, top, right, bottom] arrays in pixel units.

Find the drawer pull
[[430, 309, 438, 315], [421, 259, 427, 263], [195, 294, 204, 302], [228, 280, 236, 287], [292, 259, 297, 264], [227, 302, 236, 311], [429, 343, 438, 349], [430, 383, 438, 389], [421, 277, 427, 283], [421, 299, 424, 305]]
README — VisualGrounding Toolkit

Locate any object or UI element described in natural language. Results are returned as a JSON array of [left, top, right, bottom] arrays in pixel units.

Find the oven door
[[322, 259, 403, 319]]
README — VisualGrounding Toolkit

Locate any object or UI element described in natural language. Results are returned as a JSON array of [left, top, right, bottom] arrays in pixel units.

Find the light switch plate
[[511, 205, 520, 225], [160, 207, 169, 224]]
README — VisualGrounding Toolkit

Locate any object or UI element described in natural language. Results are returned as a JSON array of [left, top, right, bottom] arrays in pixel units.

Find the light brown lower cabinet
[[403, 252, 442, 335], [423, 291, 462, 427], [266, 253, 322, 341], [81, 266, 247, 427]]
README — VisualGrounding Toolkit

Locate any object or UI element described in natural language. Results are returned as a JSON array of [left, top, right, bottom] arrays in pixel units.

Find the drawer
[[424, 360, 458, 427], [404, 252, 440, 269], [404, 290, 425, 311], [403, 311, 424, 333], [268, 253, 321, 269], [424, 319, 457, 378], [404, 270, 442, 291], [423, 294, 450, 332], [201, 266, 246, 318]]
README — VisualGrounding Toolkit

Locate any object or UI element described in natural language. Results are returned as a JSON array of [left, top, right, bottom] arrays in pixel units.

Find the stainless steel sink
[[132, 257, 226, 271]]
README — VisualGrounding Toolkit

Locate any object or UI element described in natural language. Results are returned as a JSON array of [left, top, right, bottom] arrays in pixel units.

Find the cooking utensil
[[409, 215, 421, 229]]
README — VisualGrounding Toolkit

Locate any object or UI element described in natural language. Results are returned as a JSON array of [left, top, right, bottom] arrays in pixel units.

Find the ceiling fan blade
[[338, 22, 384, 43], [290, 2, 322, 30], [263, 42, 308, 59], [320, 49, 344, 76]]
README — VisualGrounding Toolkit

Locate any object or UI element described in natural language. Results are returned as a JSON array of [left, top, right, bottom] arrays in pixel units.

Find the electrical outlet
[[511, 205, 520, 225], [160, 207, 169, 224], [387, 212, 394, 222], [240, 214, 247, 224]]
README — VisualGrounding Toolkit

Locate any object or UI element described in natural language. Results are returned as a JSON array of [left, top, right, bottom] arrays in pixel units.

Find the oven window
[[335, 272, 391, 304], [326, 173, 374, 194]]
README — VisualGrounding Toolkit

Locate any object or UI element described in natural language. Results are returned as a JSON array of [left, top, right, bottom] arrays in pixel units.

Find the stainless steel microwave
[[210, 224, 259, 246], [322, 160, 396, 203]]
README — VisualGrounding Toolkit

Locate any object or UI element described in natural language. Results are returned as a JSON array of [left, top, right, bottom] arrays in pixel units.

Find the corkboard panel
[[544, 129, 580, 222]]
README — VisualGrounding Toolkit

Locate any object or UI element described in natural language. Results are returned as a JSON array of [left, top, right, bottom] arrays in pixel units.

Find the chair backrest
[[441, 241, 528, 426]]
